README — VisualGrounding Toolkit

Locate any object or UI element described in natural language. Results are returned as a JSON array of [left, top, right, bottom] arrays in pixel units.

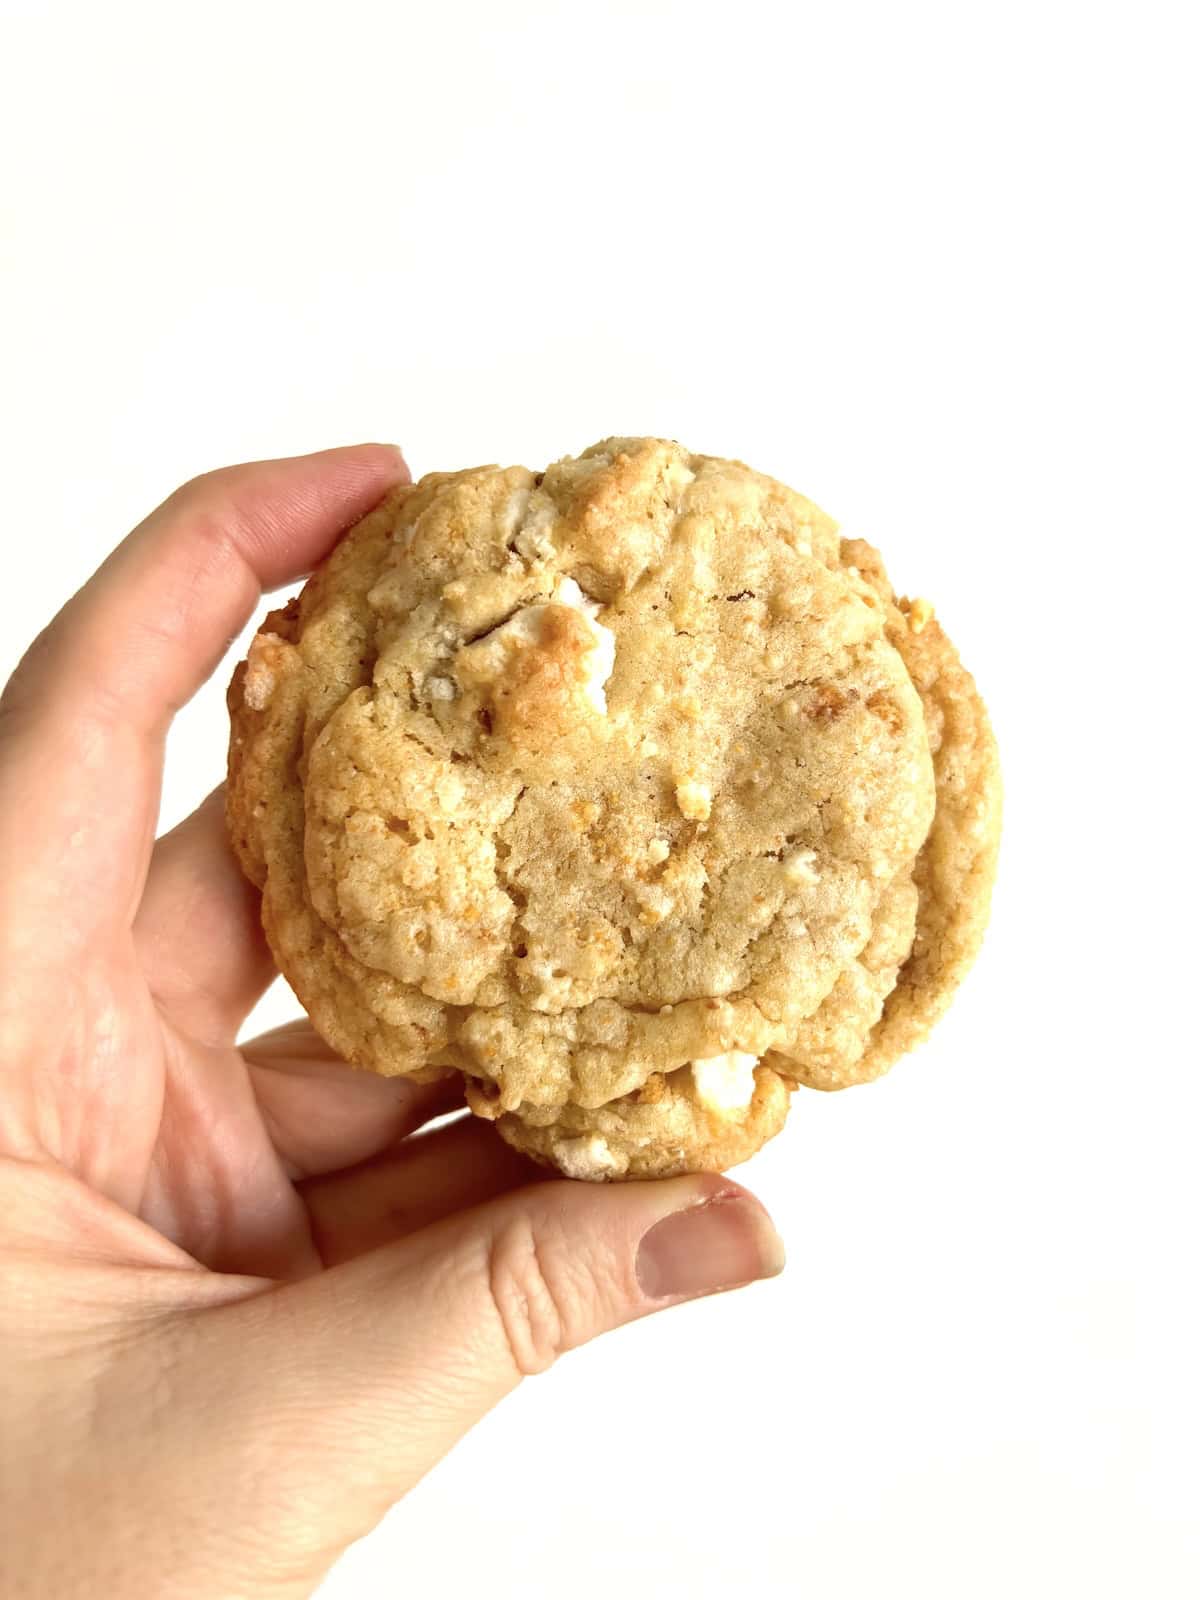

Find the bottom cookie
[[468, 1059, 793, 1180]]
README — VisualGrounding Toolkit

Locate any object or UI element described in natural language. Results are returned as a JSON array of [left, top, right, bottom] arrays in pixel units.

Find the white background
[[2, 2, 1197, 1596]]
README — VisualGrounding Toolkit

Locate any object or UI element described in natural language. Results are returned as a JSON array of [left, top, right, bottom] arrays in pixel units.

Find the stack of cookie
[[229, 438, 1000, 1179]]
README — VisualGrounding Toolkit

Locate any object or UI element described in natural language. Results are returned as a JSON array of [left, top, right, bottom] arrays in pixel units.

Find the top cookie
[[227, 438, 1000, 1179]]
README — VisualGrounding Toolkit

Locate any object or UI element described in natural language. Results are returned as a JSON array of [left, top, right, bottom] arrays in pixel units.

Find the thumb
[[194, 1175, 784, 1574]]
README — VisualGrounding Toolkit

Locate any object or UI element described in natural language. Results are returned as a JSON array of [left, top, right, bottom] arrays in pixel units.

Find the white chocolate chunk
[[512, 495, 558, 563], [243, 665, 274, 711], [555, 1134, 623, 1181], [463, 577, 615, 714], [690, 1052, 758, 1117], [675, 779, 712, 821], [553, 578, 615, 714], [782, 848, 820, 884], [242, 633, 284, 710]]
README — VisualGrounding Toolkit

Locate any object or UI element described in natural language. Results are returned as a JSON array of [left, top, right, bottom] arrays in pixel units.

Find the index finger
[[0, 443, 409, 944]]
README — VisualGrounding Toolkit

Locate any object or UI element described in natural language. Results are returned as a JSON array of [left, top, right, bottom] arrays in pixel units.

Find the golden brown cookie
[[227, 439, 1000, 1179]]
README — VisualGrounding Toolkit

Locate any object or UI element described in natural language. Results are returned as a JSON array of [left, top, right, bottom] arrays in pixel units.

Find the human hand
[[0, 446, 786, 1600]]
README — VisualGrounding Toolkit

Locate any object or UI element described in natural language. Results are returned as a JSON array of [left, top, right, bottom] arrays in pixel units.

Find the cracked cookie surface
[[227, 438, 1000, 1179]]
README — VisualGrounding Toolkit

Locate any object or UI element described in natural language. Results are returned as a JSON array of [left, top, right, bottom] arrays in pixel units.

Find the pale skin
[[0, 445, 786, 1599]]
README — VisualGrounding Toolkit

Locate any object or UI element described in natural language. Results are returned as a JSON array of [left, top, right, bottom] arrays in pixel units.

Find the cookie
[[227, 438, 1000, 1179]]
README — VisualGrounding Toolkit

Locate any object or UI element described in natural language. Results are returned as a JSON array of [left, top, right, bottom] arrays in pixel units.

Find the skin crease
[[0, 446, 785, 1600]]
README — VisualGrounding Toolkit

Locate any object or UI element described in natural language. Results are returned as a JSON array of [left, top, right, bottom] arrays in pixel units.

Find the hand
[[0, 446, 786, 1600]]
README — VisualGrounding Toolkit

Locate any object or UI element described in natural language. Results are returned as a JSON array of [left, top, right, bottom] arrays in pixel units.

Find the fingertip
[[153, 443, 413, 594], [299, 441, 411, 486], [369, 442, 412, 485]]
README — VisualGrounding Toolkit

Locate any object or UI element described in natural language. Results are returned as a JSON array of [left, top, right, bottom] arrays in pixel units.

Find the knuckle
[[168, 465, 248, 528], [0, 622, 58, 731], [485, 1216, 568, 1378], [166, 465, 223, 506]]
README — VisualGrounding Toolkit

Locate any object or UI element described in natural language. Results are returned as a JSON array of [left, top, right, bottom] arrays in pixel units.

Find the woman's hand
[[0, 445, 785, 1599]]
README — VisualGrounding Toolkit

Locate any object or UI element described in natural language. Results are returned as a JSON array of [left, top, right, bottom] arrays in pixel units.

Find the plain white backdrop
[[2, 2, 1197, 1595]]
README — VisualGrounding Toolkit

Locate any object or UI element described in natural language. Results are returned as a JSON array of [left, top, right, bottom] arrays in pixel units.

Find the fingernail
[[636, 1192, 786, 1300]]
